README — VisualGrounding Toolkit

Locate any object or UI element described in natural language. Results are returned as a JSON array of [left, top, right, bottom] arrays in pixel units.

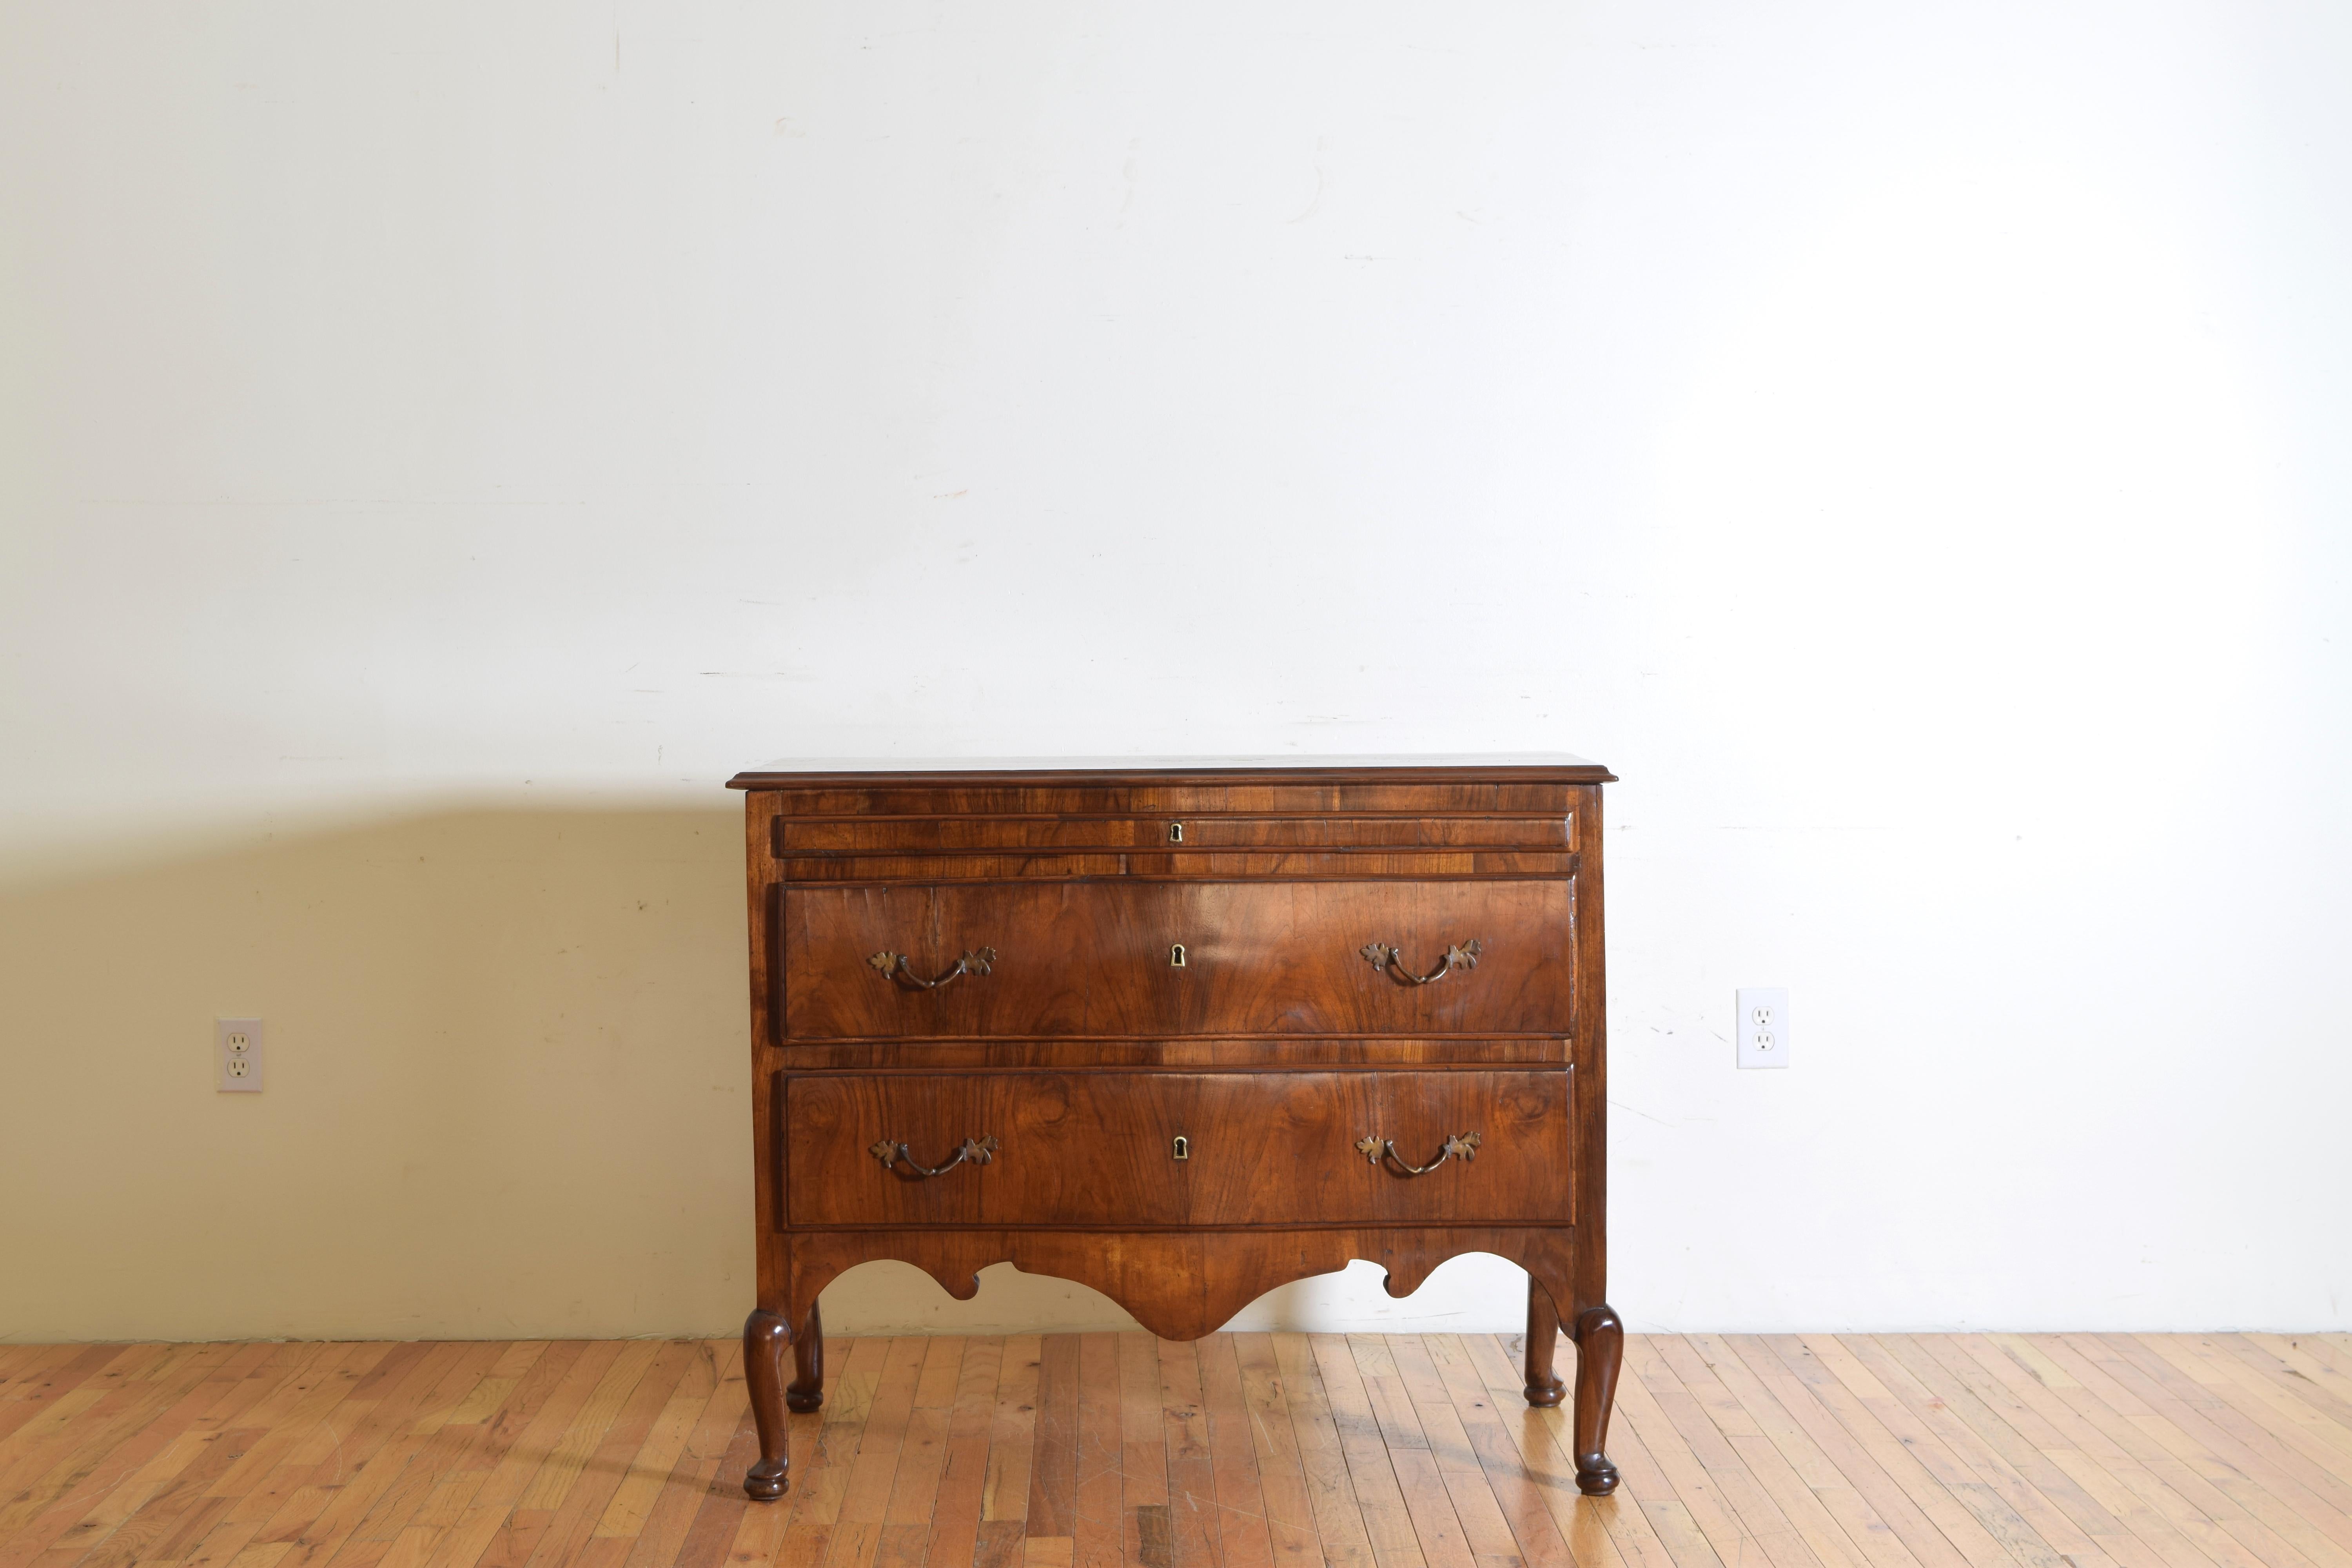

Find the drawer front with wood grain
[[785, 1074, 988, 1227], [783, 1070, 1571, 1228], [983, 1072, 1380, 1227], [779, 880, 1574, 1039], [776, 815, 1573, 853], [776, 850, 1576, 882], [1366, 1069, 1572, 1226]]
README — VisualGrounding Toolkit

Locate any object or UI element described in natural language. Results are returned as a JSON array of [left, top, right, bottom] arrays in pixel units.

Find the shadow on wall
[[0, 805, 1144, 1341], [0, 804, 1536, 1341], [0, 806, 756, 1341]]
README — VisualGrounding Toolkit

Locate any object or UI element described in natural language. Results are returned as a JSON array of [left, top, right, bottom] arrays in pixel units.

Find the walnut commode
[[727, 756, 1623, 1500]]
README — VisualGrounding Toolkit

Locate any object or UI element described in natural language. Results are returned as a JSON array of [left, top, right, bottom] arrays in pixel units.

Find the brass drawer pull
[[1356, 1131, 1481, 1174], [1359, 938, 1483, 986], [869, 1134, 999, 1177], [868, 947, 997, 990]]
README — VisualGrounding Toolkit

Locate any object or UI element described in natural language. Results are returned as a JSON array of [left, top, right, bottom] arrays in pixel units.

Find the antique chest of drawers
[[726, 756, 1622, 1500]]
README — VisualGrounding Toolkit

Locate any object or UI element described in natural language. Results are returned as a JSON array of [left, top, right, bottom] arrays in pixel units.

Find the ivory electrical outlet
[[1736, 989, 1788, 1069], [217, 1017, 263, 1093]]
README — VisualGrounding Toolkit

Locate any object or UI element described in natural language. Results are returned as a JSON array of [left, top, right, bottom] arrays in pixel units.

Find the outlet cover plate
[[1736, 988, 1789, 1069], [217, 1017, 263, 1093]]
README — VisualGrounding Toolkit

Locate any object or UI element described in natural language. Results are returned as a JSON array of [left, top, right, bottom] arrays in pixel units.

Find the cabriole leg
[[1524, 1281, 1566, 1407], [786, 1299, 825, 1412], [742, 1307, 792, 1500], [1572, 1303, 1623, 1495]]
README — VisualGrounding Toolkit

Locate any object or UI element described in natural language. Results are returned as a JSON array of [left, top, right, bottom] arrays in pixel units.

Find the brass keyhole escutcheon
[[1167, 821, 1184, 843], [1170, 943, 1187, 968], [1172, 1135, 1190, 1161]]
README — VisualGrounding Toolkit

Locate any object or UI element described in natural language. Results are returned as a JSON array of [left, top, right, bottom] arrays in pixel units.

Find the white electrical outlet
[[217, 1017, 263, 1093], [1736, 989, 1789, 1069]]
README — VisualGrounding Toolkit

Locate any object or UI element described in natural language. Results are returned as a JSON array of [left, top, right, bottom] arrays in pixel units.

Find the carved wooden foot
[[1523, 1282, 1566, 1407], [742, 1308, 792, 1500], [1572, 1303, 1623, 1495], [786, 1299, 825, 1413]]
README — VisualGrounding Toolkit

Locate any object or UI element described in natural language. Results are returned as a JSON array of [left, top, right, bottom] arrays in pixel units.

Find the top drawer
[[771, 815, 1576, 882], [779, 878, 1574, 1038], [776, 816, 1572, 852]]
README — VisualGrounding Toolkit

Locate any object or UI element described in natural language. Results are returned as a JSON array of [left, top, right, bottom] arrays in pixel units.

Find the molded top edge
[[728, 752, 1615, 788]]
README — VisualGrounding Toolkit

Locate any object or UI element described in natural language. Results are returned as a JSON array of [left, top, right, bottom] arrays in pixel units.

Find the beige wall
[[0, 806, 1148, 1340]]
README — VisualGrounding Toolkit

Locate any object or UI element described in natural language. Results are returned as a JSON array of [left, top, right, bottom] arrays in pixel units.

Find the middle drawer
[[780, 879, 1573, 1038], [786, 1070, 1573, 1227]]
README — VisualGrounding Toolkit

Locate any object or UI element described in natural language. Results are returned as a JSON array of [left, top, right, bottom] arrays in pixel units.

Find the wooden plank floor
[[2, 1333, 2347, 1568]]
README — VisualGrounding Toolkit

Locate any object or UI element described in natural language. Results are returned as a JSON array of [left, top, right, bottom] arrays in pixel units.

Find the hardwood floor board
[[1603, 1394, 1739, 1568], [76, 1346, 324, 1567], [227, 1542, 296, 1568], [2204, 1341, 2352, 1439], [12, 1345, 293, 1568], [1118, 1333, 1172, 1568], [519, 1340, 704, 1568], [921, 1337, 1004, 1568], [1231, 1334, 1325, 1568], [1198, 1334, 1279, 1568], [789, 1339, 887, 1539], [201, 1347, 402, 1547], [1947, 1335, 2296, 1568], [1154, 1338, 1219, 1568], [2063, 1337, 2352, 1568], [1458, 1331, 1666, 1568], [874, 1520, 935, 1568], [975, 1519, 1026, 1568], [0, 1346, 220, 1546], [619, 1343, 751, 1568], [1613, 1341, 1815, 1568], [1993, 1339, 2341, 1568], [982, 1338, 1044, 1528], [840, 1341, 933, 1527], [1272, 1333, 1380, 1568], [1645, 1336, 1888, 1568], [0, 1347, 252, 1564], [511, 1342, 668, 1515], [666, 1416, 762, 1568], [1954, 1335, 2298, 1568], [823, 1518, 890, 1568], [2232, 1341, 2352, 1426], [1798, 1336, 2072, 1568], [1311, 1334, 1435, 1568], [594, 1343, 726, 1542], [1716, 1336, 1988, 1568], [2121, 1339, 2352, 1479], [1073, 1334, 1125, 1568], [0, 1350, 143, 1451], [445, 1343, 629, 1523], [824, 1339, 886, 1434], [1417, 1335, 1584, 1568], [917, 1344, 971, 1414], [0, 1334, 2339, 1568], [1871, 1336, 2132, 1554], [440, 1344, 551, 1432], [283, 1343, 519, 1567], [881, 1406, 951, 1529], [722, 1472, 803, 1568], [1026, 1337, 1082, 1543], [1765, 1336, 2039, 1568], [2033, 1335, 2352, 1547]]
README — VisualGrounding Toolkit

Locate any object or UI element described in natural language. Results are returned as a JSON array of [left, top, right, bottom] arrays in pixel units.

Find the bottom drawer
[[784, 1070, 1571, 1228]]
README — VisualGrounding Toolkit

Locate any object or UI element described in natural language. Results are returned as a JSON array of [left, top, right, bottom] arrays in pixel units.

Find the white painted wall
[[3, 0, 2347, 1339]]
